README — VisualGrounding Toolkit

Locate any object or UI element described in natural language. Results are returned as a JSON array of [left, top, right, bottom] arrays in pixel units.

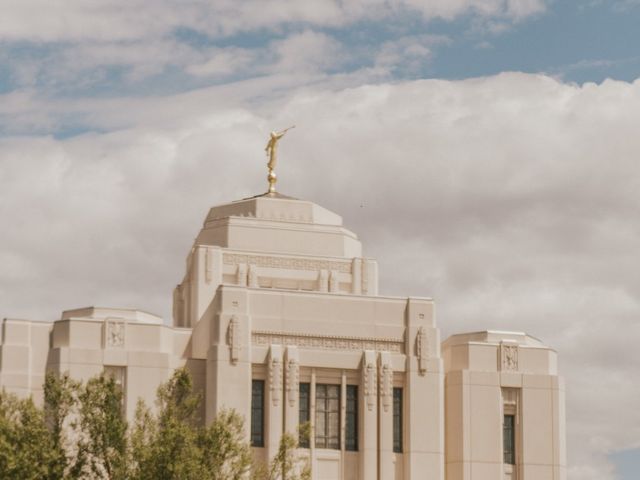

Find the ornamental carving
[[270, 354, 283, 407], [227, 316, 241, 365], [223, 253, 351, 274], [379, 359, 393, 413], [105, 319, 125, 348], [500, 343, 519, 371], [416, 327, 428, 375], [286, 357, 299, 407], [363, 360, 377, 412], [252, 330, 403, 353]]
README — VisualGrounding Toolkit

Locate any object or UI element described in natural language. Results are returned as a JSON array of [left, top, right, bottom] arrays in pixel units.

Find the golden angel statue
[[265, 126, 295, 193]]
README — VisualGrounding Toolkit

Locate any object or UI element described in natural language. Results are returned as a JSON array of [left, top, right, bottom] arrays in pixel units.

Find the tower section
[[443, 331, 566, 480]]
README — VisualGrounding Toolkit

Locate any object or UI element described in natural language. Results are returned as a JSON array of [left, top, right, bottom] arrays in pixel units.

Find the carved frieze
[[416, 327, 428, 375], [500, 342, 519, 371], [227, 316, 241, 365], [252, 330, 403, 353], [224, 253, 352, 273], [104, 319, 125, 348]]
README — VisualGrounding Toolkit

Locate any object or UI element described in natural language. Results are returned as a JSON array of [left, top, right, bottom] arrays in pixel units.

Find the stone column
[[351, 258, 362, 295], [360, 350, 378, 480], [378, 351, 394, 479]]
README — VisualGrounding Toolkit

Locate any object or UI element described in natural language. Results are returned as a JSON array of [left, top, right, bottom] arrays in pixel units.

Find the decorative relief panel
[[252, 330, 403, 353], [363, 357, 377, 412], [416, 327, 428, 375], [379, 355, 393, 413], [500, 342, 519, 371], [286, 356, 299, 407], [226, 316, 241, 365], [269, 353, 283, 407], [104, 319, 125, 348], [224, 253, 352, 273]]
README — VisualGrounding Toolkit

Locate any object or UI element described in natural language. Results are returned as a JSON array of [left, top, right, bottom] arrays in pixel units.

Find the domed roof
[[194, 192, 362, 258]]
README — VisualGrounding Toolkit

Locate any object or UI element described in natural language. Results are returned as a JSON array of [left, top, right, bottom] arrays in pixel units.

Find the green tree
[[44, 371, 81, 479], [130, 368, 252, 480], [265, 425, 311, 480], [2, 368, 309, 480], [131, 368, 202, 479], [0, 392, 55, 480], [76, 374, 128, 479], [199, 409, 252, 480]]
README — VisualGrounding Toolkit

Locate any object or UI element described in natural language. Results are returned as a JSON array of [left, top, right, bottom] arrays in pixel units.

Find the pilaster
[[360, 350, 378, 480], [206, 288, 252, 428], [404, 298, 444, 480], [378, 351, 394, 479], [284, 346, 300, 436], [266, 345, 284, 460]]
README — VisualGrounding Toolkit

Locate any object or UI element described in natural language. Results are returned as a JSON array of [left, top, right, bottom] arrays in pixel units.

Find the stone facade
[[0, 192, 566, 480]]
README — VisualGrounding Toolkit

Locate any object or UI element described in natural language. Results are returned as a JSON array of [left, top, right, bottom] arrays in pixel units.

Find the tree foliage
[[0, 393, 55, 479], [0, 368, 307, 480], [77, 374, 128, 478], [129, 368, 253, 480], [264, 424, 311, 480]]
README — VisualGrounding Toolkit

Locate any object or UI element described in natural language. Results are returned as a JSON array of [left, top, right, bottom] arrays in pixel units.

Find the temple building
[[0, 140, 566, 480]]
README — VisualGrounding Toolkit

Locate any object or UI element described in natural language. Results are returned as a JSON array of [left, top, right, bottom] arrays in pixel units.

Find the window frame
[[393, 387, 403, 453], [299, 382, 311, 448], [251, 379, 265, 447], [315, 383, 341, 450], [503, 414, 516, 465], [345, 385, 358, 451]]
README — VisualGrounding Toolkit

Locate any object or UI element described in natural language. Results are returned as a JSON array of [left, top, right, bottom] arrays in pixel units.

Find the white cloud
[[375, 34, 451, 74], [0, 0, 549, 94], [0, 0, 548, 43], [268, 30, 346, 75], [186, 48, 256, 78], [1, 72, 639, 479]]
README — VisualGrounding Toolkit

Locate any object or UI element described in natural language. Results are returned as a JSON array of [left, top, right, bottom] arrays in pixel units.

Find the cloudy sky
[[1, 0, 639, 478]]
